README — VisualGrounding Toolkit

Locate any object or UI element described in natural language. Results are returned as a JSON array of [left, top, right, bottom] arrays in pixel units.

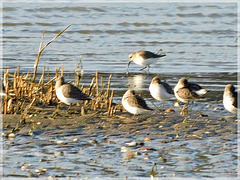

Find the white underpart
[[122, 98, 149, 115], [0, 92, 7, 97], [194, 89, 207, 96], [149, 83, 173, 101], [133, 57, 157, 67], [223, 95, 237, 113], [56, 88, 81, 105]]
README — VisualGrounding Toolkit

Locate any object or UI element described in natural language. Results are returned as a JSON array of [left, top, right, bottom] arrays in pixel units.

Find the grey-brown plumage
[[129, 51, 166, 60], [127, 90, 152, 110], [127, 50, 166, 72], [122, 90, 152, 115], [174, 77, 206, 103], [55, 76, 91, 105]]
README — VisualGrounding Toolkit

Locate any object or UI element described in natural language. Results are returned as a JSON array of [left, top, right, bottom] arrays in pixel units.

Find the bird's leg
[[190, 101, 194, 111], [140, 66, 147, 71], [52, 102, 61, 116], [149, 99, 161, 112], [161, 101, 166, 108], [180, 104, 188, 116], [67, 104, 72, 111]]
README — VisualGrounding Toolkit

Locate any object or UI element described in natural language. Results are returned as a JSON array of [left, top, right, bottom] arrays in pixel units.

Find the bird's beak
[[126, 61, 132, 74], [127, 61, 132, 70], [157, 49, 166, 57], [160, 53, 166, 57]]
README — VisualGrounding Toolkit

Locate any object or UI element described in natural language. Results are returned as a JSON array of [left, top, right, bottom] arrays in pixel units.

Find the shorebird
[[55, 76, 91, 109], [174, 77, 208, 115], [127, 50, 166, 73], [174, 77, 208, 103], [122, 89, 153, 115], [149, 76, 174, 102], [223, 84, 238, 114]]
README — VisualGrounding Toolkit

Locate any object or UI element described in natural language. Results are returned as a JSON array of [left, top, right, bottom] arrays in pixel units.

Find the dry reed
[[1, 25, 122, 122]]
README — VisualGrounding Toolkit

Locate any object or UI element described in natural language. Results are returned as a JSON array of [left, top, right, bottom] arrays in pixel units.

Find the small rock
[[144, 156, 150, 160], [7, 133, 15, 138], [125, 140, 144, 147], [174, 101, 180, 107], [144, 137, 151, 142], [90, 139, 98, 144], [120, 147, 128, 153], [54, 151, 64, 156], [135, 151, 141, 155], [123, 150, 135, 159], [206, 104, 211, 108], [72, 138, 78, 142], [165, 108, 175, 113], [159, 156, 167, 163], [56, 140, 67, 145], [107, 140, 116, 144]]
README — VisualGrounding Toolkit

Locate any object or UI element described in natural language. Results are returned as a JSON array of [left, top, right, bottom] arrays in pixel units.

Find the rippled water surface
[[2, 1, 239, 179]]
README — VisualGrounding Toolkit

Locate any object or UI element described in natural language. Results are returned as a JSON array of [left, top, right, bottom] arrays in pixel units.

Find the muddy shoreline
[[3, 104, 237, 138], [2, 103, 238, 178]]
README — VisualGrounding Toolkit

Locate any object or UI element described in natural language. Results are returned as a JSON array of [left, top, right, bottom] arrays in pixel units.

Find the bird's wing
[[141, 51, 165, 59], [177, 88, 201, 100], [62, 84, 91, 100], [189, 83, 203, 91], [128, 94, 152, 110], [162, 82, 174, 94]]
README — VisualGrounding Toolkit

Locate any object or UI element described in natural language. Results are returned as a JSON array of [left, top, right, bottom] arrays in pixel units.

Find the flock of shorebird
[[53, 50, 238, 116]]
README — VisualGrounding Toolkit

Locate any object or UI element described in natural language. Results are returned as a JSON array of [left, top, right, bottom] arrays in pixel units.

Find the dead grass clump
[[1, 24, 122, 123]]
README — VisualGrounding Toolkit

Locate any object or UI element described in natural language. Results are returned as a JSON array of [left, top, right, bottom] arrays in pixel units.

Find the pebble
[[7, 133, 15, 138], [72, 138, 78, 142], [56, 140, 67, 145], [206, 104, 211, 108], [125, 140, 144, 147], [205, 131, 213, 135], [35, 168, 47, 174], [120, 147, 128, 153], [54, 151, 64, 156], [107, 140, 116, 144], [174, 101, 180, 107], [90, 139, 98, 144], [144, 137, 151, 142], [165, 108, 175, 113], [144, 156, 150, 160], [123, 150, 135, 159], [21, 164, 31, 171]]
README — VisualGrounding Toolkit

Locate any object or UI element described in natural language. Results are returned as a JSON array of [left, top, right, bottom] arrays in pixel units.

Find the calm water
[[2, 2, 239, 179]]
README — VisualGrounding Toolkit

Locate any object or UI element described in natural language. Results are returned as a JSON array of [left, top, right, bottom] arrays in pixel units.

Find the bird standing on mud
[[149, 76, 174, 102], [55, 76, 91, 109], [122, 89, 153, 115], [174, 77, 208, 115]]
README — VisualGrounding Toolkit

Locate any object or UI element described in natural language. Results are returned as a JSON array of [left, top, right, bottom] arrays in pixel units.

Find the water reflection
[[127, 74, 148, 92]]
